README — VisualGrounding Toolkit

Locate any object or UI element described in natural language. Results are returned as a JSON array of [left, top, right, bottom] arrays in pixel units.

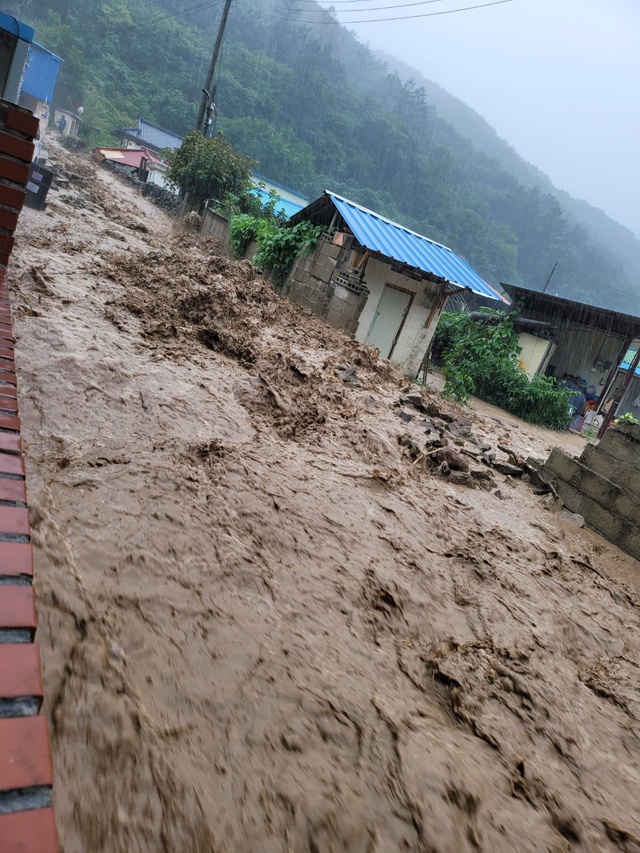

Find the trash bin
[[24, 163, 53, 210]]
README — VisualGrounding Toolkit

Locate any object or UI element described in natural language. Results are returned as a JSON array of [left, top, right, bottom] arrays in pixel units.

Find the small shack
[[501, 283, 640, 432], [286, 192, 501, 376]]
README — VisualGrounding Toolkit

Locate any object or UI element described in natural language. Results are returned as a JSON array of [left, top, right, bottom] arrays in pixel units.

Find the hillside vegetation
[[18, 0, 639, 312]]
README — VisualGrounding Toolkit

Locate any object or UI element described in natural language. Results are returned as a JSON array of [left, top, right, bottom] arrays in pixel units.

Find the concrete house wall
[[544, 422, 640, 561], [549, 324, 625, 387], [288, 238, 447, 376], [356, 257, 446, 375]]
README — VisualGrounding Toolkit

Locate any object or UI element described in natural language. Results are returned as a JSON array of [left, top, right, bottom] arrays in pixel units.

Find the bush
[[433, 311, 573, 430], [228, 214, 274, 257], [228, 214, 323, 284]]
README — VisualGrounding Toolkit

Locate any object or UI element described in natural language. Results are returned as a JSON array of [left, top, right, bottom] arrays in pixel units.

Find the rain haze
[[333, 0, 640, 239]]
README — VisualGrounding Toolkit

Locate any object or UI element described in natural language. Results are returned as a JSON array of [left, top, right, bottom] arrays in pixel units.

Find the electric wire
[[267, 0, 451, 4], [146, 1, 223, 27], [253, 0, 515, 24], [145, 0, 224, 28], [254, 0, 452, 9]]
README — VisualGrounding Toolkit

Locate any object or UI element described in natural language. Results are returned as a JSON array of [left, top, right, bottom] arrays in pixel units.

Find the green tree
[[165, 132, 255, 213]]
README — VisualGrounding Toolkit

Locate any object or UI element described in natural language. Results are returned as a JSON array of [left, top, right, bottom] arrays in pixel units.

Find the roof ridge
[[325, 190, 452, 252]]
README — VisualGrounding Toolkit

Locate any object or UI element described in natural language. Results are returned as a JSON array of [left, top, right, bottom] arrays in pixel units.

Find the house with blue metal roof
[[116, 118, 184, 154], [20, 42, 62, 105], [15, 42, 63, 159], [250, 173, 309, 219], [286, 191, 502, 375]]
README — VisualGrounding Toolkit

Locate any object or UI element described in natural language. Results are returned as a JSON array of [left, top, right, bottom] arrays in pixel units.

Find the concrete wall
[[355, 257, 445, 376], [287, 234, 351, 326], [201, 207, 231, 253], [544, 422, 640, 561], [548, 325, 625, 391], [288, 246, 446, 375]]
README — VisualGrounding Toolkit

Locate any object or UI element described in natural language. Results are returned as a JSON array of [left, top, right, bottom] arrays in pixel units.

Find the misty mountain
[[18, 0, 640, 314], [378, 50, 640, 286]]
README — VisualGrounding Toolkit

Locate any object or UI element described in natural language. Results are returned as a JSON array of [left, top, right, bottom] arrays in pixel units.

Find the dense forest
[[14, 0, 640, 313]]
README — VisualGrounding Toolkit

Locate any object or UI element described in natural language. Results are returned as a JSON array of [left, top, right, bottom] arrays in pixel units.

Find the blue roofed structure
[[290, 191, 501, 301], [117, 118, 183, 154], [286, 191, 505, 373], [21, 42, 62, 104], [0, 11, 34, 43], [250, 187, 305, 219]]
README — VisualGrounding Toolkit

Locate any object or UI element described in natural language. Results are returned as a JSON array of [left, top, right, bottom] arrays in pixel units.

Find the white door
[[365, 286, 413, 359]]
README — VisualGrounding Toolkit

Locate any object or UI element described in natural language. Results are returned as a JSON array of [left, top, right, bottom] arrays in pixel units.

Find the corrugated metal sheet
[[119, 119, 183, 151], [94, 147, 166, 168], [327, 192, 500, 300], [21, 43, 62, 104], [252, 188, 304, 219], [0, 12, 34, 42]]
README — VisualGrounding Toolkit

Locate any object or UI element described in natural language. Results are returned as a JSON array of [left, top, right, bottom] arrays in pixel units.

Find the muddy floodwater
[[9, 148, 640, 852]]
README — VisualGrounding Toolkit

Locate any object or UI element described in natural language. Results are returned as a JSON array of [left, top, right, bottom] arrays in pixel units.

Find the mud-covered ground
[[8, 146, 640, 852]]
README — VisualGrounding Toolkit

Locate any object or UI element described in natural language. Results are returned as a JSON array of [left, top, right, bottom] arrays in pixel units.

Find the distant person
[[561, 376, 586, 417], [57, 114, 66, 134]]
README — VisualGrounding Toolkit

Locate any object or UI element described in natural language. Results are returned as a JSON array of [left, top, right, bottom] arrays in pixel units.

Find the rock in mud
[[434, 447, 470, 472], [493, 460, 524, 477], [446, 417, 473, 439], [557, 510, 585, 527]]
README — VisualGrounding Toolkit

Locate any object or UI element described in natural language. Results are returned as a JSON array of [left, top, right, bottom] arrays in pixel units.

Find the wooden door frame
[[382, 283, 415, 360]]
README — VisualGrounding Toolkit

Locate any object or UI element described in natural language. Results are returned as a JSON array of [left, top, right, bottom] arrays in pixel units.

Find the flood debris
[[8, 140, 640, 853]]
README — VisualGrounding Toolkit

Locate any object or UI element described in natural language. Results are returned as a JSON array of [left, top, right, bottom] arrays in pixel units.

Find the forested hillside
[[379, 51, 640, 290], [15, 0, 639, 312]]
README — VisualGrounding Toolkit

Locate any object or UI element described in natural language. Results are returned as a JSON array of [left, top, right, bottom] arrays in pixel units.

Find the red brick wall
[[0, 101, 59, 853]]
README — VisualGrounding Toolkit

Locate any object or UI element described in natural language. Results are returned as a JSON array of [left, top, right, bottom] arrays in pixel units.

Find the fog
[[335, 0, 640, 239]]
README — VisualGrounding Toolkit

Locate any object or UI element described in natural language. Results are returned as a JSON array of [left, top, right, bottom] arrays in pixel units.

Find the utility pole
[[195, 0, 233, 136], [542, 261, 558, 293]]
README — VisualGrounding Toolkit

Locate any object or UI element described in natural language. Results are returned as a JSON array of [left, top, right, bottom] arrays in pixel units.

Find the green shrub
[[228, 215, 323, 284], [228, 214, 274, 257], [433, 311, 573, 430]]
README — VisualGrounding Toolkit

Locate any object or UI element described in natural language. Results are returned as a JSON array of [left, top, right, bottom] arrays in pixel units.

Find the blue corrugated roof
[[327, 192, 500, 300], [252, 188, 304, 219], [21, 43, 62, 104], [0, 12, 34, 42], [118, 118, 183, 151]]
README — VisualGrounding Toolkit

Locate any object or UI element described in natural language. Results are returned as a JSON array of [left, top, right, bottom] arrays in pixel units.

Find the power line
[[146, 1, 223, 27], [265, 0, 451, 4], [257, 0, 450, 6], [255, 0, 516, 25], [145, 0, 224, 28]]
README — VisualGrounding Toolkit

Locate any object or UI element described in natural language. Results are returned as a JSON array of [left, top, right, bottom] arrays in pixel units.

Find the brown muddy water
[[8, 147, 640, 852]]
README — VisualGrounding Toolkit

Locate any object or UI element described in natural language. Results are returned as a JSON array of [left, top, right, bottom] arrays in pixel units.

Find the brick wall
[[0, 100, 59, 853]]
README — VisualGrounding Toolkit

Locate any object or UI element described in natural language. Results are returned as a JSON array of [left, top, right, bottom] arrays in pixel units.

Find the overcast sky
[[335, 0, 639, 239]]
